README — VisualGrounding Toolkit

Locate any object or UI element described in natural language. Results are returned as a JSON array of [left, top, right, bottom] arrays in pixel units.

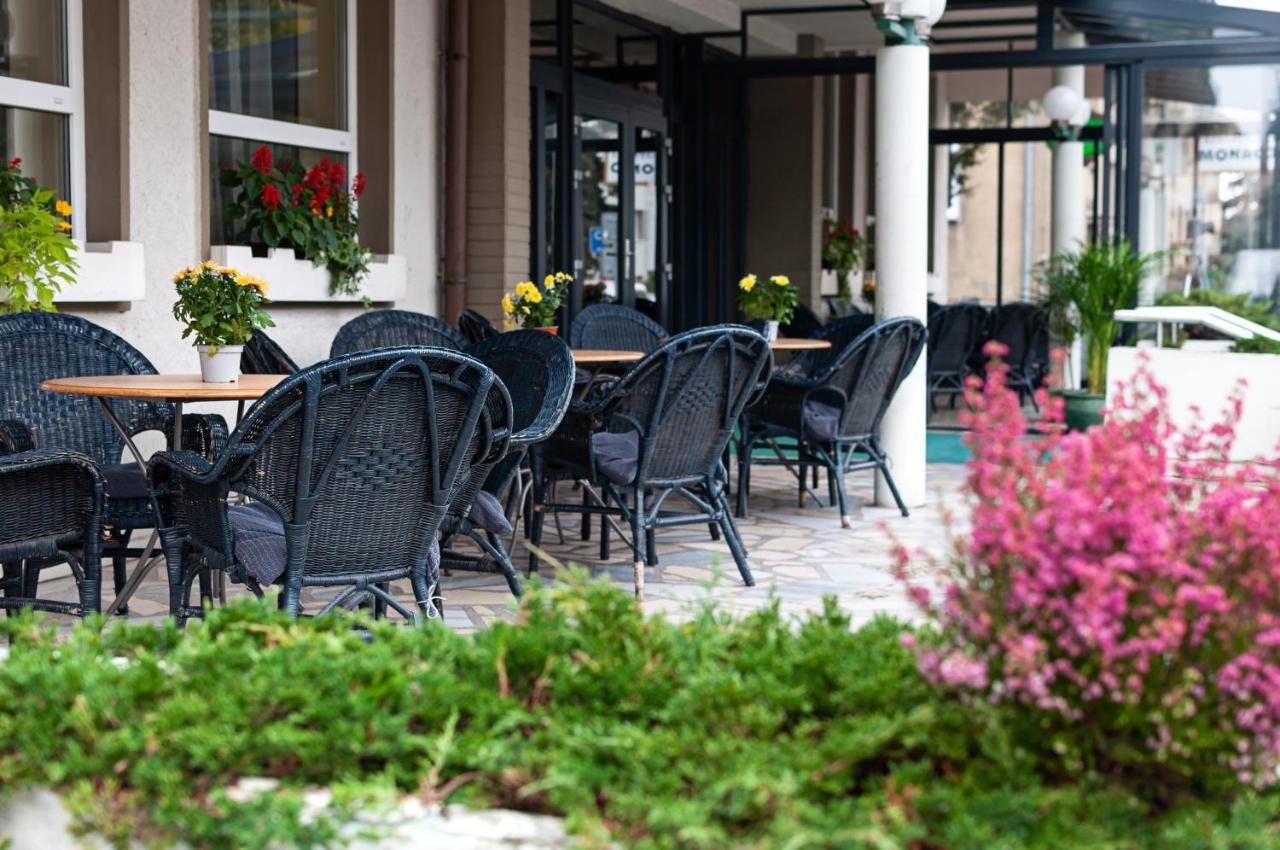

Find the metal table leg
[[99, 398, 182, 617]]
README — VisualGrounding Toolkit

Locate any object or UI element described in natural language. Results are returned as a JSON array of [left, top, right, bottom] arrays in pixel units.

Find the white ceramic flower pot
[[763, 320, 780, 342], [197, 345, 243, 383]]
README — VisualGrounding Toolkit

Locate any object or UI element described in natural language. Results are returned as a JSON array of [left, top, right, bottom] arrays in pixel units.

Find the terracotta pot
[[535, 325, 559, 335]]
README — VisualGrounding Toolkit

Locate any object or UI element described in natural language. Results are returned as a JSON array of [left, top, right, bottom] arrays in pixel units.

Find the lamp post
[[869, 0, 943, 515]]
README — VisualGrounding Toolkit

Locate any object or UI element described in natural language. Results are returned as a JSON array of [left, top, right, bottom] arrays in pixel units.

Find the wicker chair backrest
[[825, 317, 927, 439], [0, 312, 164, 465], [569, 304, 668, 353], [330, 310, 466, 357], [458, 309, 499, 346], [787, 313, 876, 377], [782, 302, 824, 339], [217, 348, 509, 581], [240, 329, 299, 375], [986, 302, 1047, 372], [467, 329, 574, 444], [611, 325, 771, 484], [927, 304, 988, 374]]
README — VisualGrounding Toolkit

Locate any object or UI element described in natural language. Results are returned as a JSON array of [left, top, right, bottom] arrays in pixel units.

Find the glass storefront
[[1141, 64, 1280, 309]]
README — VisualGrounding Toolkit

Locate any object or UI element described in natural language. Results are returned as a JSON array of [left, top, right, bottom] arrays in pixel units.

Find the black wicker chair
[[437, 330, 575, 595], [529, 326, 772, 598], [985, 303, 1049, 407], [0, 312, 226, 611], [927, 304, 988, 413], [0, 449, 105, 618], [458, 308, 500, 346], [150, 347, 510, 625], [331, 309, 467, 357], [240, 329, 299, 375], [781, 302, 824, 339], [569, 303, 668, 353], [738, 317, 927, 525]]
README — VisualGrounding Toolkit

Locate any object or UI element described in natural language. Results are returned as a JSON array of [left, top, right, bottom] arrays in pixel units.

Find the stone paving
[[36, 463, 966, 632]]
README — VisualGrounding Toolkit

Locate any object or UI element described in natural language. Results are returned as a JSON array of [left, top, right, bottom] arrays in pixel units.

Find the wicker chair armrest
[[0, 449, 105, 558], [155, 413, 229, 460], [0, 420, 37, 456], [149, 450, 217, 484]]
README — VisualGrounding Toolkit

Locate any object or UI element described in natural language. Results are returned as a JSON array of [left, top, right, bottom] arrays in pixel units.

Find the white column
[[874, 38, 930, 510], [1050, 32, 1086, 257]]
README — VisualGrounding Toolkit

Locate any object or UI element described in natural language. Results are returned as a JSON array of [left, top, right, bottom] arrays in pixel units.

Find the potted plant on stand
[[172, 262, 275, 382], [0, 157, 78, 313], [1039, 240, 1157, 430], [502, 272, 571, 333], [821, 217, 864, 304], [738, 273, 799, 341]]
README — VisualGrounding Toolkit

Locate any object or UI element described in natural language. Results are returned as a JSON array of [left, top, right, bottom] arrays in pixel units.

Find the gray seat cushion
[[802, 400, 842, 444], [468, 489, 513, 536], [228, 501, 441, 589], [593, 430, 639, 486], [103, 461, 149, 500]]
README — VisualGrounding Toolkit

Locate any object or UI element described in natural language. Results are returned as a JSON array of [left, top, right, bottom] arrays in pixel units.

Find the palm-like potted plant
[[1039, 240, 1158, 429]]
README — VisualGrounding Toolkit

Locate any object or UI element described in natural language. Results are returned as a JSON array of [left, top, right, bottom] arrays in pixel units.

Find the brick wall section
[[466, 0, 531, 323], [744, 73, 824, 314]]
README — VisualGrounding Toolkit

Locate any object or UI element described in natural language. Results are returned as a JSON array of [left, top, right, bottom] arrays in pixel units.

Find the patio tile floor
[[35, 464, 964, 633]]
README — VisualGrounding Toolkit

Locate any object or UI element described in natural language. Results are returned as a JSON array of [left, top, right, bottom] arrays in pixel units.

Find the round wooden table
[[770, 337, 831, 351], [41, 373, 288, 615]]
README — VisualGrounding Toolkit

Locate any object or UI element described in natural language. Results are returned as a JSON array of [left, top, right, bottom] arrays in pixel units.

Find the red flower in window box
[[261, 183, 282, 211], [250, 145, 273, 176]]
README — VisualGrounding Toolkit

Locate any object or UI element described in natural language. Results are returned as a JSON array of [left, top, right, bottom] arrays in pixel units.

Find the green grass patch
[[0, 574, 1275, 848]]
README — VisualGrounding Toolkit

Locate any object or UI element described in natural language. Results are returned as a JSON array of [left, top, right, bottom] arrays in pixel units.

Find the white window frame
[[0, 0, 87, 241], [207, 1, 358, 179]]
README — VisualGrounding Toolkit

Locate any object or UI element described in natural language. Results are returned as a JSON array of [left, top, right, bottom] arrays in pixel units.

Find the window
[[208, 0, 356, 242], [0, 0, 86, 239]]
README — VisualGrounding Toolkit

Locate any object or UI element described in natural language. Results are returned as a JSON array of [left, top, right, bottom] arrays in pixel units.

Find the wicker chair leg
[[708, 522, 720, 541], [630, 485, 645, 600], [1, 562, 18, 616], [797, 462, 807, 508], [821, 447, 851, 528], [20, 560, 39, 599], [472, 529, 524, 596], [580, 489, 592, 541], [159, 529, 189, 625], [79, 533, 103, 615], [527, 484, 546, 576], [735, 434, 752, 518], [600, 509, 610, 560], [373, 583, 388, 619], [714, 490, 755, 587], [645, 526, 658, 567]]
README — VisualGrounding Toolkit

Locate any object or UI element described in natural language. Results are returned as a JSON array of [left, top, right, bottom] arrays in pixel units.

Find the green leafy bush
[[0, 157, 77, 313], [1, 576, 1276, 849]]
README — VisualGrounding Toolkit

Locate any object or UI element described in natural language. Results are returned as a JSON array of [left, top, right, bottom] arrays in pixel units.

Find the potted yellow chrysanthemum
[[738, 273, 798, 341], [502, 271, 571, 333], [172, 262, 275, 382]]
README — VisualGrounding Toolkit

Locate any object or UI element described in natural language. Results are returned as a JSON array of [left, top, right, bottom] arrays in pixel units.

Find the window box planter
[[1108, 345, 1280, 464], [52, 241, 146, 304], [209, 245, 407, 304]]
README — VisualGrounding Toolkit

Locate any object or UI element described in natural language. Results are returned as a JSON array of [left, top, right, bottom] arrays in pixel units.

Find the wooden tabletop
[[41, 374, 287, 401], [770, 337, 832, 351], [572, 349, 647, 365]]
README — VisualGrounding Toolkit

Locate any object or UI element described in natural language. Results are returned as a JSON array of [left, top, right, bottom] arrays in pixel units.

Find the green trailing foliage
[[0, 575, 1276, 849]]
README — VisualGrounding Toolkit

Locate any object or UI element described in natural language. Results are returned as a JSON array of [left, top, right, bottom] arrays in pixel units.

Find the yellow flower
[[501, 293, 514, 315], [544, 274, 556, 290], [235, 273, 269, 294], [525, 287, 542, 304], [738, 274, 757, 292], [770, 275, 790, 287], [56, 220, 71, 231], [55, 200, 72, 217], [326, 206, 334, 218], [521, 305, 530, 315], [554, 271, 572, 283], [172, 266, 194, 284], [515, 281, 534, 299]]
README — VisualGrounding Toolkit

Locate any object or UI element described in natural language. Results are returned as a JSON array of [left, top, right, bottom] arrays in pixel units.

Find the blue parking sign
[[588, 226, 605, 255]]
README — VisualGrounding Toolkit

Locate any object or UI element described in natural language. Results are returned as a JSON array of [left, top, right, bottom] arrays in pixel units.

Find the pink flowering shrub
[[897, 345, 1280, 799]]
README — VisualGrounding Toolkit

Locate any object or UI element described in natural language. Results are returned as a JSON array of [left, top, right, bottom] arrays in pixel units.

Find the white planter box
[[210, 245, 407, 304], [53, 241, 145, 303], [1108, 346, 1280, 463]]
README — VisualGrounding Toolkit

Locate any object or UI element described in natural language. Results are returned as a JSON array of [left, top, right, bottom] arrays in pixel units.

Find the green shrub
[[0, 576, 1276, 849]]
